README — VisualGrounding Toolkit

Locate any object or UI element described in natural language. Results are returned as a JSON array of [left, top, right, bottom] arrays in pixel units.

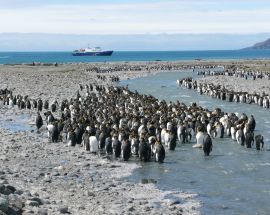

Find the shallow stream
[[122, 70, 270, 215]]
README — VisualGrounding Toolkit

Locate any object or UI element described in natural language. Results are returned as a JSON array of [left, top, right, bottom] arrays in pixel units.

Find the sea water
[[122, 71, 270, 215], [0, 49, 270, 64]]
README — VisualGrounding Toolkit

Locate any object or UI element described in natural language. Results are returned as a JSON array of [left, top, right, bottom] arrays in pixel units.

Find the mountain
[[245, 38, 270, 49]]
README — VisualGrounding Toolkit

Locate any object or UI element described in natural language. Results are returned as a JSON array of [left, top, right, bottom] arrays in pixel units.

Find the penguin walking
[[154, 141, 165, 163], [164, 130, 177, 150], [203, 134, 212, 156]]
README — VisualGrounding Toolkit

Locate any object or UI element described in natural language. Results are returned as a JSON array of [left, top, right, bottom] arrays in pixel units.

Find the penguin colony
[[177, 77, 270, 109], [0, 83, 265, 163], [196, 68, 270, 81]]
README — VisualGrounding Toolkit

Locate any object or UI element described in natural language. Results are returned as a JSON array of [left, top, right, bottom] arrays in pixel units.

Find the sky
[[0, 0, 270, 50]]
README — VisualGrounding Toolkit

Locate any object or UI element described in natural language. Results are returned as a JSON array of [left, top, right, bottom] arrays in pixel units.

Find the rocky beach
[[0, 60, 270, 215]]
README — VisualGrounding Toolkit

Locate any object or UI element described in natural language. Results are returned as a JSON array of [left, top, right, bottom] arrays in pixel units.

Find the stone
[[5, 185, 16, 193], [0, 197, 9, 213]]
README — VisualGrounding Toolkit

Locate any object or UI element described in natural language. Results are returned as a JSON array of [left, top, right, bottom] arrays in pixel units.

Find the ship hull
[[72, 51, 113, 56]]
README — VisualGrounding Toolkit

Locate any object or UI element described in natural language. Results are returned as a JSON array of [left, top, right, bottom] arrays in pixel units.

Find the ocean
[[0, 49, 270, 64]]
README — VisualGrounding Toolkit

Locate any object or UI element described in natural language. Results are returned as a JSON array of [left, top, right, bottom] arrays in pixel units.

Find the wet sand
[[0, 60, 270, 215]]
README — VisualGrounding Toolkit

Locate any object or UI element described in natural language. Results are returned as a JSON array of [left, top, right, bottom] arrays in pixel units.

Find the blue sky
[[0, 0, 269, 50]]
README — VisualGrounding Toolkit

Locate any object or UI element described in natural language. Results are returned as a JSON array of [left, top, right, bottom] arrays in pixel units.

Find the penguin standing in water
[[248, 115, 256, 132], [139, 137, 151, 162], [255, 135, 264, 150], [245, 131, 254, 148], [131, 133, 139, 156], [203, 134, 212, 156], [164, 129, 177, 150], [236, 127, 245, 146], [154, 141, 165, 163], [35, 112, 43, 133], [194, 126, 204, 148], [121, 138, 131, 161]]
